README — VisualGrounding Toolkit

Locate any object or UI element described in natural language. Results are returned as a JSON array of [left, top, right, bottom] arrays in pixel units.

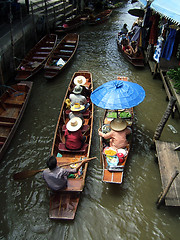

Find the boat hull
[[49, 70, 93, 219], [0, 81, 33, 161]]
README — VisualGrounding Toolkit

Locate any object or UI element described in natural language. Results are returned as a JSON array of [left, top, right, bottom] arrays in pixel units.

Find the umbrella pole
[[116, 110, 119, 118]]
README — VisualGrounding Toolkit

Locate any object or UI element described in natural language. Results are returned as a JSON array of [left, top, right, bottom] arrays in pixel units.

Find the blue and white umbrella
[[90, 80, 145, 110]]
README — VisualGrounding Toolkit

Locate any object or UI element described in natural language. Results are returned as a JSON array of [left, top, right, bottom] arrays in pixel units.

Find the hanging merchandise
[[153, 36, 164, 63], [149, 13, 160, 45], [161, 28, 177, 61]]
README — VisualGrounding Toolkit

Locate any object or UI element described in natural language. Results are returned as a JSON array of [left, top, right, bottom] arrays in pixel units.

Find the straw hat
[[74, 76, 86, 85], [71, 103, 85, 111], [73, 85, 83, 94], [66, 117, 82, 132], [110, 118, 127, 131]]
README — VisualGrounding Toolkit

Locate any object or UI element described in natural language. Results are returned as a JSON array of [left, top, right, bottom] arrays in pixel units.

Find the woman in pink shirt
[[98, 118, 131, 149]]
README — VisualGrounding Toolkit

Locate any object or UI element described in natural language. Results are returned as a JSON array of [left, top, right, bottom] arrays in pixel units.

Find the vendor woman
[[98, 118, 131, 149]]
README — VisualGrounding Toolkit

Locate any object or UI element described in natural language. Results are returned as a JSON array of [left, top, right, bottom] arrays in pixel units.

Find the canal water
[[0, 1, 180, 240]]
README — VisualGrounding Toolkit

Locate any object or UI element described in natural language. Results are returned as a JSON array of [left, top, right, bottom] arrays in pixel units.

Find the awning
[[151, 0, 180, 25]]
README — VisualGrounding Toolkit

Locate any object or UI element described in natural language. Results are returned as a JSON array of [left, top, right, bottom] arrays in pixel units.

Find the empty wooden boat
[[15, 34, 57, 81], [44, 33, 79, 79], [49, 70, 93, 220], [88, 9, 112, 25], [56, 15, 88, 34], [0, 81, 33, 161]]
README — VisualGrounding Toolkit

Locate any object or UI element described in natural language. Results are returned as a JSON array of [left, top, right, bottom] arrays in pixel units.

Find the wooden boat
[[44, 33, 79, 79], [88, 9, 112, 25], [49, 70, 93, 220], [56, 15, 88, 34], [15, 34, 57, 81], [0, 81, 33, 161], [99, 76, 134, 184], [117, 35, 145, 67]]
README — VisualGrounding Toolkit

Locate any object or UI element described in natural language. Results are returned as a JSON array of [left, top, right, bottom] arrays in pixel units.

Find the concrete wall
[[0, 0, 78, 84]]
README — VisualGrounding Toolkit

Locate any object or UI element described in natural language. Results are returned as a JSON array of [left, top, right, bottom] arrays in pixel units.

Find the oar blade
[[13, 169, 43, 181]]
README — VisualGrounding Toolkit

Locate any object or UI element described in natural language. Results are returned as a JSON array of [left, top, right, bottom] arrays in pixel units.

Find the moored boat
[[44, 33, 79, 79], [117, 34, 145, 67], [49, 70, 93, 220], [56, 15, 88, 34], [0, 81, 33, 161], [88, 9, 112, 25], [15, 34, 57, 81]]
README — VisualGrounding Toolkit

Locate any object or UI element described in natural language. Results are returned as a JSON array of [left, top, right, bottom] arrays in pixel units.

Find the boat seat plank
[[62, 124, 89, 132], [103, 169, 123, 183], [0, 116, 16, 123], [65, 109, 90, 118], [0, 121, 14, 127], [4, 99, 24, 106], [32, 56, 46, 60], [66, 40, 77, 44], [58, 143, 88, 153], [62, 179, 83, 192], [40, 47, 53, 50], [49, 192, 80, 220], [35, 51, 51, 55]]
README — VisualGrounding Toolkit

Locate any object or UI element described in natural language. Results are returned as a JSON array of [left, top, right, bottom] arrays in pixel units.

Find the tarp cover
[[151, 0, 180, 24]]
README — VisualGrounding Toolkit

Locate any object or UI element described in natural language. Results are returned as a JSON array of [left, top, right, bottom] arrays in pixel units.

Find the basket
[[106, 155, 119, 167]]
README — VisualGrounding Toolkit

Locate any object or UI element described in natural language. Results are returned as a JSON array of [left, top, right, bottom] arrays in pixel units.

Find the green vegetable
[[167, 67, 180, 94]]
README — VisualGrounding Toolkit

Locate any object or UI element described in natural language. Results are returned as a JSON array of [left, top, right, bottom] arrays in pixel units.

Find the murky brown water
[[0, 1, 180, 240]]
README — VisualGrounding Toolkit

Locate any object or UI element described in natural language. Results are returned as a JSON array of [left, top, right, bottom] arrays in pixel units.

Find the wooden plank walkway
[[155, 140, 180, 206]]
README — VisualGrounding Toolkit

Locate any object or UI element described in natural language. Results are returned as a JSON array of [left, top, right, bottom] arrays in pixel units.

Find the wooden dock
[[155, 140, 180, 206]]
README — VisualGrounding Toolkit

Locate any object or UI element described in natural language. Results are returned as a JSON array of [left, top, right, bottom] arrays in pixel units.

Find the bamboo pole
[[156, 170, 179, 208]]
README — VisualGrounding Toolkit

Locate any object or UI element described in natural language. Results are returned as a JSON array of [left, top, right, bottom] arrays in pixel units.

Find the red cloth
[[64, 129, 83, 149], [149, 14, 160, 45], [123, 45, 130, 51]]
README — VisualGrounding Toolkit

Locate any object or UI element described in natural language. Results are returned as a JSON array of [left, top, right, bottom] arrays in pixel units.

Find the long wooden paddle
[[13, 157, 96, 181], [99, 118, 103, 165]]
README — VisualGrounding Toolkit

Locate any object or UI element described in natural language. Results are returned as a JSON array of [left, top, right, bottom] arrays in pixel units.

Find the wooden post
[[156, 170, 179, 208], [153, 96, 176, 141], [20, 4, 26, 56], [153, 62, 158, 79], [0, 55, 5, 85], [53, 5, 57, 31], [9, 3, 16, 71], [44, 0, 50, 34], [31, 3, 37, 42]]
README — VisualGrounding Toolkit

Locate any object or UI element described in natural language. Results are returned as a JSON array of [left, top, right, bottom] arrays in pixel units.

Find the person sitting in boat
[[121, 38, 132, 56], [130, 41, 140, 57], [120, 23, 128, 35], [69, 103, 85, 123], [69, 84, 89, 112], [73, 76, 90, 98], [65, 117, 86, 150], [43, 155, 88, 192], [98, 118, 131, 149]]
